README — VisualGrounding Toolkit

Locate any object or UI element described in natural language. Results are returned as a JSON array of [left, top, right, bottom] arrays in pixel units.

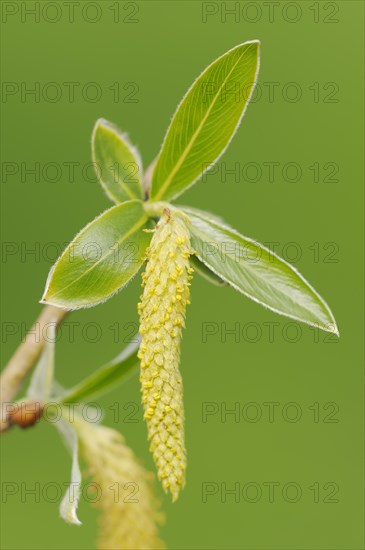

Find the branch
[[0, 305, 69, 432]]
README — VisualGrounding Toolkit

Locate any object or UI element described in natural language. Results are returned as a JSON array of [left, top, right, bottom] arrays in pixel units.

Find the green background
[[1, 1, 364, 548]]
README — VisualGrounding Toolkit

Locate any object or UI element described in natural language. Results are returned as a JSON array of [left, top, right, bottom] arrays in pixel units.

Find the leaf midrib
[[153, 46, 250, 201], [49, 213, 147, 298], [189, 214, 326, 319], [102, 126, 141, 202]]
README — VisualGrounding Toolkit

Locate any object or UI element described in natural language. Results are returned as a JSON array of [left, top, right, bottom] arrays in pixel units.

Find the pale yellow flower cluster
[[74, 418, 164, 550], [138, 211, 193, 501]]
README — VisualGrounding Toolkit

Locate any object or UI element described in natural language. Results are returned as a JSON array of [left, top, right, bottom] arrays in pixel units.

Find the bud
[[8, 401, 43, 429], [138, 211, 193, 500]]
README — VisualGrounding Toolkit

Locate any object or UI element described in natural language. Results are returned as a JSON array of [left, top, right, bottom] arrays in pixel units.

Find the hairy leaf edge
[[184, 210, 339, 336], [150, 40, 261, 202], [92, 118, 144, 203], [41, 200, 152, 310], [190, 255, 227, 287]]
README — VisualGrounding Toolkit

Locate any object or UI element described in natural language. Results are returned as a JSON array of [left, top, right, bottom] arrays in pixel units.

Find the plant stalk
[[0, 304, 69, 432]]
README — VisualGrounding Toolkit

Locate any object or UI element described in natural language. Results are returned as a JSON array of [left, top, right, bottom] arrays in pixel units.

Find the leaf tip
[[60, 510, 82, 527], [242, 39, 260, 52], [93, 117, 109, 131], [320, 319, 339, 338], [322, 303, 339, 338], [330, 323, 340, 338], [91, 117, 114, 145]]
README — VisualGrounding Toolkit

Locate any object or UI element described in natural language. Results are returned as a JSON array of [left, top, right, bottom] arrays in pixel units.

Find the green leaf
[[42, 200, 152, 309], [183, 207, 338, 335], [190, 255, 226, 287], [150, 41, 260, 202], [59, 340, 140, 404], [92, 118, 144, 203]]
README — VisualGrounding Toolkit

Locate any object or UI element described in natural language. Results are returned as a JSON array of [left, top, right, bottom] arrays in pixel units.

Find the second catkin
[[138, 210, 193, 501]]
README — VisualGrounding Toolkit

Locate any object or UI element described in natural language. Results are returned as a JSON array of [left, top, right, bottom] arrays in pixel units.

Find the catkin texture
[[74, 418, 164, 550], [138, 212, 193, 501]]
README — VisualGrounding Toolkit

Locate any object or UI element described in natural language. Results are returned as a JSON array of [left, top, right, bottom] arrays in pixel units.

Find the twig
[[0, 305, 69, 432]]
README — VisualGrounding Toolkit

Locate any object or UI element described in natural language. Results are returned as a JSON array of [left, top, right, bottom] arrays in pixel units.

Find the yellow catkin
[[74, 418, 165, 550], [138, 211, 193, 501]]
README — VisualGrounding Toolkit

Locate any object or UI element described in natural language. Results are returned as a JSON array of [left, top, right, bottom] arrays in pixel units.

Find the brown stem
[[0, 305, 69, 432]]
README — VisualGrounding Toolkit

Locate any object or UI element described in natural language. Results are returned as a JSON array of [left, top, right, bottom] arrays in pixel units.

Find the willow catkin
[[73, 417, 164, 550], [138, 211, 193, 501]]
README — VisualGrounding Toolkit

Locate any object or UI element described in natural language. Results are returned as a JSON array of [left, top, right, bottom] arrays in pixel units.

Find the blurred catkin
[[74, 418, 164, 550], [138, 211, 193, 501]]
